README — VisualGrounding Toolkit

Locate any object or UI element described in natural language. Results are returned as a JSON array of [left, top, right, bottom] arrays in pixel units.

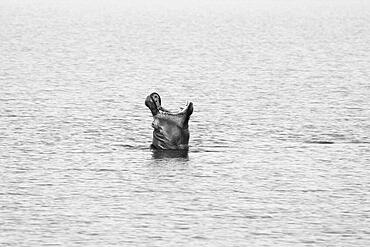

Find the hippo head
[[145, 92, 193, 150]]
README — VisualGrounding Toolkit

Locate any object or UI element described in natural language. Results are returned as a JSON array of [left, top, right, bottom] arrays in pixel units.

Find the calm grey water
[[1, 0, 369, 246]]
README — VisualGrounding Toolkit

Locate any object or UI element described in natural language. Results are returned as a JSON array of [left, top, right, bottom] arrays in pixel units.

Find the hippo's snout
[[145, 94, 160, 116]]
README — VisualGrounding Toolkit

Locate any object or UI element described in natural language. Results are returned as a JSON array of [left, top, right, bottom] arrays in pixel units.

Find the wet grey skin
[[145, 92, 193, 150]]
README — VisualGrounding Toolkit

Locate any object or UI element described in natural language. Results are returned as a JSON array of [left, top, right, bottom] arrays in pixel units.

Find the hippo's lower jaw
[[155, 101, 193, 129], [145, 92, 193, 150]]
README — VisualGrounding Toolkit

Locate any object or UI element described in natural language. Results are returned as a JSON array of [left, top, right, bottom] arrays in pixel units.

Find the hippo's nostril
[[150, 92, 162, 109], [145, 95, 160, 116]]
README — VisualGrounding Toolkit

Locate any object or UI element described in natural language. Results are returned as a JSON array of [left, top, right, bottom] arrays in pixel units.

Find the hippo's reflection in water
[[151, 146, 189, 159]]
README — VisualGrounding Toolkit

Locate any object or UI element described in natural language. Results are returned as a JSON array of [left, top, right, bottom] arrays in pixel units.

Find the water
[[1, 0, 369, 246]]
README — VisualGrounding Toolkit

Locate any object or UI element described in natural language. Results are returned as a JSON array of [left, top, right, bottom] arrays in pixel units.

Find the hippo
[[145, 92, 193, 150]]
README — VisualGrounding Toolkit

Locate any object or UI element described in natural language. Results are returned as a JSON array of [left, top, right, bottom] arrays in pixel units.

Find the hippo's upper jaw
[[145, 92, 193, 150], [145, 92, 161, 116]]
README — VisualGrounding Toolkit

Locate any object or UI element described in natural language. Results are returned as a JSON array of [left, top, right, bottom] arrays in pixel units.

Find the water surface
[[1, 0, 369, 246]]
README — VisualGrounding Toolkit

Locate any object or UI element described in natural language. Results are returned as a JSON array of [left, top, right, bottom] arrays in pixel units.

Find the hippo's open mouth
[[145, 92, 193, 129]]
